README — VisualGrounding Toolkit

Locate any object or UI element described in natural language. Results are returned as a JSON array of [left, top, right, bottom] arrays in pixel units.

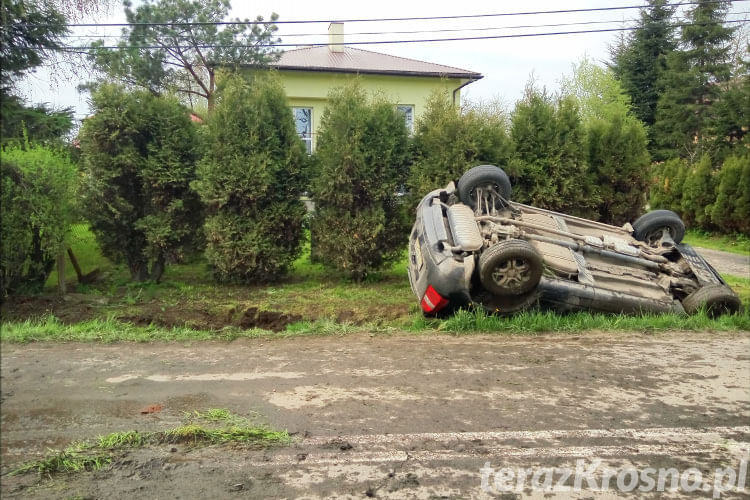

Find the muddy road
[[2, 332, 749, 498]]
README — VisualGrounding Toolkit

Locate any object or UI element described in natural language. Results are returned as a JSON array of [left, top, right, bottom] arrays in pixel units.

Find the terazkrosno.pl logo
[[480, 458, 748, 498]]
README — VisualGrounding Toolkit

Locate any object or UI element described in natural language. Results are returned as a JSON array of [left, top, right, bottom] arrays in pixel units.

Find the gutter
[[452, 76, 482, 106]]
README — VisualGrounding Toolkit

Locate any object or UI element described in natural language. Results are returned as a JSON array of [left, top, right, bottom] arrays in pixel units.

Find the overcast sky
[[18, 0, 749, 121]]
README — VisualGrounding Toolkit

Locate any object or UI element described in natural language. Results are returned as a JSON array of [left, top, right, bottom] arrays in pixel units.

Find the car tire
[[682, 284, 742, 318], [632, 210, 685, 248], [457, 165, 512, 210], [479, 240, 543, 296]]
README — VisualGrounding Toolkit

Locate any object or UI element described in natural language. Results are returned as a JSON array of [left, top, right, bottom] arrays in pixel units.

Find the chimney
[[328, 22, 344, 53]]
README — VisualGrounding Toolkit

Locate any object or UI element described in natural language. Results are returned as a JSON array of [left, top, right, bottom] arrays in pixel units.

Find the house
[[269, 23, 482, 152]]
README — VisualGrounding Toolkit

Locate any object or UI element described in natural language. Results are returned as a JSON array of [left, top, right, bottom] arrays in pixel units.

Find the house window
[[293, 107, 313, 153], [397, 105, 414, 133]]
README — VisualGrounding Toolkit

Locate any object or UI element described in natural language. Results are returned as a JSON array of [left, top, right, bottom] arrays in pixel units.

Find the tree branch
[[186, 26, 210, 71], [176, 88, 208, 98], [155, 38, 209, 96]]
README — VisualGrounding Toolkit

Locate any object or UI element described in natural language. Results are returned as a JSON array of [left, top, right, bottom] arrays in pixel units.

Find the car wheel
[[632, 210, 685, 248], [457, 165, 512, 211], [479, 240, 543, 296], [682, 285, 742, 318]]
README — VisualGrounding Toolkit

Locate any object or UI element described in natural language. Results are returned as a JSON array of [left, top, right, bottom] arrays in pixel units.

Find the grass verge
[[683, 230, 750, 256], [0, 315, 388, 343], [3, 306, 749, 343], [10, 409, 289, 477], [2, 225, 745, 341], [425, 307, 750, 334]]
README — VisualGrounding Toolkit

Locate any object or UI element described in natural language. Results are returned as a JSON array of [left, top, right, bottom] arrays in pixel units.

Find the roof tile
[[271, 46, 482, 79]]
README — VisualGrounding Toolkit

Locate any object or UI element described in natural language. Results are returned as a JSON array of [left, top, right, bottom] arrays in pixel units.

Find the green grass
[[723, 275, 750, 305], [34, 225, 413, 328], [428, 307, 750, 335], [46, 224, 117, 288], [10, 442, 111, 476], [683, 230, 750, 256], [96, 431, 145, 449], [11, 409, 289, 477], [0, 315, 388, 343]]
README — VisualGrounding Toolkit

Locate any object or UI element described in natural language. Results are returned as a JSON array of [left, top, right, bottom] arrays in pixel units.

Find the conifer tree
[[611, 0, 677, 132], [653, 0, 736, 160]]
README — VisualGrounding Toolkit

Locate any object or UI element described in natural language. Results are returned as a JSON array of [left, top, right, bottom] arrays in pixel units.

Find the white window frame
[[397, 105, 415, 134], [292, 107, 313, 154]]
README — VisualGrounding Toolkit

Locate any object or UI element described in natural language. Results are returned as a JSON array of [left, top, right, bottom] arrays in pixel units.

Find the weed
[[97, 431, 144, 449], [124, 288, 142, 305], [193, 408, 232, 421], [10, 442, 111, 476], [10, 410, 289, 478]]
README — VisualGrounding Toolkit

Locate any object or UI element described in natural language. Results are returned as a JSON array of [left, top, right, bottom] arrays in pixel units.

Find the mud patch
[[120, 305, 301, 333], [0, 294, 100, 324], [239, 307, 302, 332]]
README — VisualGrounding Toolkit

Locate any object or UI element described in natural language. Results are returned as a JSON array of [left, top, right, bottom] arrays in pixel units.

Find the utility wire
[[61, 19, 749, 51], [59, 18, 645, 38], [58, 12, 750, 40], [27, 0, 750, 28]]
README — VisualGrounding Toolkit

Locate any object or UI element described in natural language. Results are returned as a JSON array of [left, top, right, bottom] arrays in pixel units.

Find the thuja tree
[[711, 155, 750, 234], [1, 146, 76, 296], [193, 74, 307, 282], [311, 83, 410, 281], [649, 157, 688, 214], [408, 90, 511, 203], [562, 60, 652, 225], [509, 86, 595, 217], [79, 84, 203, 282], [680, 154, 717, 229]]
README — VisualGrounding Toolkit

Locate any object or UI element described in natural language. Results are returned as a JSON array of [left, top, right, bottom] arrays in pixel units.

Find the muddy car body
[[407, 165, 742, 317]]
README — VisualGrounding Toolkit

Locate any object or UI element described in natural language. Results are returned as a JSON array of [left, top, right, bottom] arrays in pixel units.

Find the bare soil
[[0, 289, 410, 332], [1, 294, 306, 332], [2, 332, 749, 498]]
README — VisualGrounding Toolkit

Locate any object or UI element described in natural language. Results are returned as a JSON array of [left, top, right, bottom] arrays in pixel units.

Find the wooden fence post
[[57, 249, 66, 294]]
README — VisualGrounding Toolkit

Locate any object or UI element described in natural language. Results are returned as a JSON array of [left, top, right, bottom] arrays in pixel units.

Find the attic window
[[397, 105, 414, 134]]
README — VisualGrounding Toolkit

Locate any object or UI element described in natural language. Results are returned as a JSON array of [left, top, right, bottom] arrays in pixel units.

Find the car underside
[[407, 165, 742, 318]]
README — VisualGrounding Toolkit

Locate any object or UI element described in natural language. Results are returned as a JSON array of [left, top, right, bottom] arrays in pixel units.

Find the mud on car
[[407, 165, 742, 318]]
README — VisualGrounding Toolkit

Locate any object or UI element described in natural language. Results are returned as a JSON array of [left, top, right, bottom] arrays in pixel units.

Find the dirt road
[[693, 247, 749, 277], [2, 332, 749, 498]]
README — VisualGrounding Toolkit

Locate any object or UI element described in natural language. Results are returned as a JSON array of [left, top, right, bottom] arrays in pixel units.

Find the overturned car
[[407, 165, 742, 318]]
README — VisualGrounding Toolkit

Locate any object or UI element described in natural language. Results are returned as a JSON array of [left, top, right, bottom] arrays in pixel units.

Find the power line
[[60, 18, 645, 38], [61, 19, 749, 51], [58, 11, 750, 40], [31, 0, 750, 28]]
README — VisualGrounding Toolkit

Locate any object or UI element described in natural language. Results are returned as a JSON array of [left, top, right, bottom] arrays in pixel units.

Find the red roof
[[270, 46, 482, 80]]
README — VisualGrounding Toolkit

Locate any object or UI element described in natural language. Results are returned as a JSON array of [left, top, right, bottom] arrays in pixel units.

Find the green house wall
[[271, 69, 471, 151]]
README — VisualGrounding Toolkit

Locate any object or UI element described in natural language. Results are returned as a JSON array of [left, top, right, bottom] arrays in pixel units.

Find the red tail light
[[421, 285, 449, 314]]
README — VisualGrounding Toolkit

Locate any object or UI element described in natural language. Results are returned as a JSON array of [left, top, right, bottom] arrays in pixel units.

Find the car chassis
[[407, 165, 742, 318]]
